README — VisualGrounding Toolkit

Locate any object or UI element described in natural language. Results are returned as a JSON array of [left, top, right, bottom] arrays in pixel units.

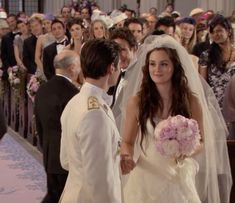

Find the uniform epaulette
[[87, 96, 100, 110]]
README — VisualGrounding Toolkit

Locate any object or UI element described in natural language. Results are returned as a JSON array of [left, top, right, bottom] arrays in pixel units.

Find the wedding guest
[[108, 28, 137, 106], [0, 19, 9, 68], [23, 15, 43, 75], [140, 18, 150, 38], [110, 9, 128, 29], [14, 19, 31, 71], [61, 6, 72, 24], [35, 50, 80, 203], [64, 17, 85, 86], [179, 17, 197, 53], [60, 39, 121, 203], [199, 14, 235, 109], [43, 19, 69, 80], [65, 17, 84, 54], [1, 14, 17, 79], [124, 8, 135, 19], [35, 14, 55, 72], [154, 16, 175, 37], [16, 11, 28, 20], [81, 6, 91, 26], [149, 7, 158, 16], [124, 18, 144, 45], [89, 19, 109, 39], [146, 14, 157, 33], [189, 8, 204, 24]]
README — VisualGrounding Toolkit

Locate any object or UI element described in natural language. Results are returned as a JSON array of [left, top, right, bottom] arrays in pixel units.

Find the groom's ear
[[107, 63, 116, 74]]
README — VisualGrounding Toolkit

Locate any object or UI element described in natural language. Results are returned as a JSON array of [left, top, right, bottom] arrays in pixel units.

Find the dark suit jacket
[[0, 102, 6, 139], [34, 75, 79, 174], [43, 40, 69, 80], [110, 71, 125, 107], [1, 32, 17, 79], [23, 35, 37, 74]]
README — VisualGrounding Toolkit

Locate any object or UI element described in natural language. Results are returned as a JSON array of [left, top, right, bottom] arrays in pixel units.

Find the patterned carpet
[[0, 133, 46, 203]]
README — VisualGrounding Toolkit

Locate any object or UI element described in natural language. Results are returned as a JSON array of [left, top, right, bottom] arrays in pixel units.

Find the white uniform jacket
[[60, 82, 122, 203]]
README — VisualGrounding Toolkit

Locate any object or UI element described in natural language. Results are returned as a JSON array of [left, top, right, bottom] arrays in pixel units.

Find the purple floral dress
[[199, 50, 235, 109]]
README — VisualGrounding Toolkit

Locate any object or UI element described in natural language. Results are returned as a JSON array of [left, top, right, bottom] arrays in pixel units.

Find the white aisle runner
[[0, 133, 46, 203]]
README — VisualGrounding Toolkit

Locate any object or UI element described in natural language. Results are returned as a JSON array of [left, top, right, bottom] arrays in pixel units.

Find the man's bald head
[[53, 50, 81, 82], [54, 50, 79, 70]]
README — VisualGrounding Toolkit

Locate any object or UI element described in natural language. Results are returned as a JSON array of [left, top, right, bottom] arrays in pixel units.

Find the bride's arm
[[120, 96, 139, 174]]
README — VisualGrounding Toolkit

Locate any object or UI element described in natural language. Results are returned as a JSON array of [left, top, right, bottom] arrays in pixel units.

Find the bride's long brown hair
[[138, 47, 192, 151]]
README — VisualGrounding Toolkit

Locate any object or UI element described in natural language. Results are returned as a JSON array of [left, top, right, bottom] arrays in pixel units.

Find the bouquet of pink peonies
[[27, 74, 45, 102], [154, 115, 201, 160]]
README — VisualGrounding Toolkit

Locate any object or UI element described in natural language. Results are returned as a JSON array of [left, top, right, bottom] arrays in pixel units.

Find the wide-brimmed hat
[[179, 17, 196, 26], [0, 11, 7, 19], [0, 19, 9, 29], [91, 9, 113, 28], [110, 10, 128, 25], [189, 8, 204, 17], [172, 11, 181, 17]]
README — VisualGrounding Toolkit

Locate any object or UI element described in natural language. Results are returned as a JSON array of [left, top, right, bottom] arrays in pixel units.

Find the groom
[[60, 39, 122, 203]]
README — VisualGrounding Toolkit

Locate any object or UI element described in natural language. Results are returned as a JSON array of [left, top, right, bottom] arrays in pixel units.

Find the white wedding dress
[[123, 119, 201, 203]]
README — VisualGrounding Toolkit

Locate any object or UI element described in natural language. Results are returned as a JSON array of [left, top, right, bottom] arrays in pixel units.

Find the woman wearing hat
[[179, 17, 197, 54]]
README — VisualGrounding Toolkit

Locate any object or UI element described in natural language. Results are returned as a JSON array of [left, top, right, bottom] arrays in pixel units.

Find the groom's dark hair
[[80, 39, 120, 79]]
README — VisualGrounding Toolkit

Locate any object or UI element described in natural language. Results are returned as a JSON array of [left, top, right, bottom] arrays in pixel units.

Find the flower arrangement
[[8, 66, 21, 88], [8, 66, 24, 102], [27, 74, 46, 102], [154, 115, 201, 160]]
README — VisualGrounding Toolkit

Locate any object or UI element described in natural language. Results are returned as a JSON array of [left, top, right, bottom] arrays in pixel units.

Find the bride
[[120, 35, 232, 203]]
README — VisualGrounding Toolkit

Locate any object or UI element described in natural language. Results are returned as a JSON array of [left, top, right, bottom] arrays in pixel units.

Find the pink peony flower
[[27, 74, 46, 102], [155, 115, 201, 159]]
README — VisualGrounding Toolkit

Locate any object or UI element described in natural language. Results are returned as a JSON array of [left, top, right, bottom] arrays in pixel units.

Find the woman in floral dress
[[199, 14, 235, 109]]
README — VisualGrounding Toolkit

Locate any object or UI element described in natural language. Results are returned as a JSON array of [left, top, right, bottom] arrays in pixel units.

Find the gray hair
[[53, 50, 78, 70]]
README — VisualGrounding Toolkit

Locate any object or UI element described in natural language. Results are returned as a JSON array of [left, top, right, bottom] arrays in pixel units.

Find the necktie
[[12, 32, 20, 37], [56, 40, 67, 46], [120, 71, 126, 78]]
